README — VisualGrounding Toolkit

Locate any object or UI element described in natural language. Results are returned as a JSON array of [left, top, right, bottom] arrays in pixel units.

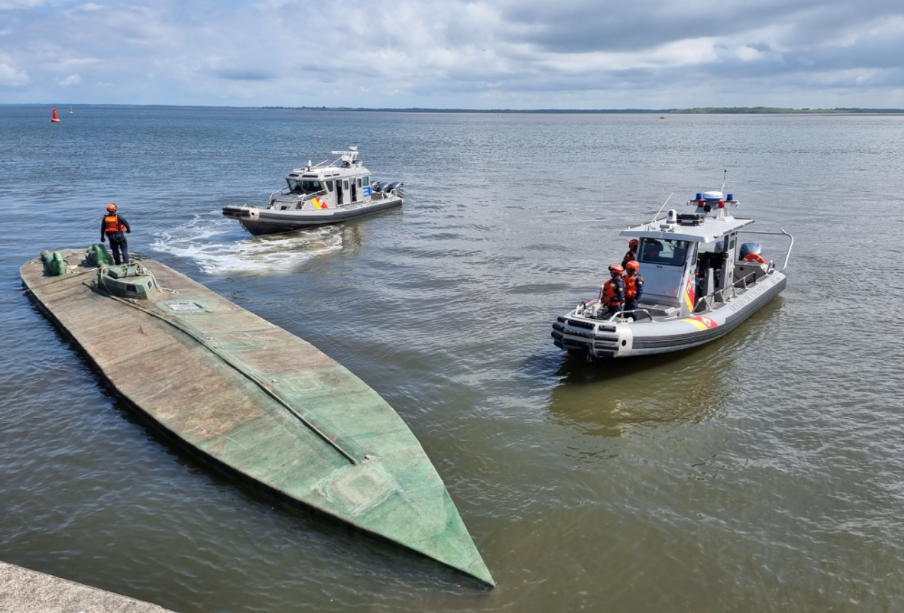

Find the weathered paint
[[20, 248, 493, 587]]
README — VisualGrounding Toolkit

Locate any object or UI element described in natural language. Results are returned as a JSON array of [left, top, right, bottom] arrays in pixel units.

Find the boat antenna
[[650, 193, 673, 223], [719, 169, 727, 194]]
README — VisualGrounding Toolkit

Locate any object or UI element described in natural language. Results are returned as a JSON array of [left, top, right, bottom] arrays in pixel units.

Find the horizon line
[[5, 103, 904, 114]]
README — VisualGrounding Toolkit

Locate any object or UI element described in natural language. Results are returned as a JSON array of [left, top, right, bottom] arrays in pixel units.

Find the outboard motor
[[372, 181, 384, 193], [739, 242, 763, 259], [387, 182, 404, 196]]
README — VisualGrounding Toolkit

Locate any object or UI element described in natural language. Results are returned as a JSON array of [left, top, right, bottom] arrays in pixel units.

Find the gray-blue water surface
[[1, 106, 903, 612]]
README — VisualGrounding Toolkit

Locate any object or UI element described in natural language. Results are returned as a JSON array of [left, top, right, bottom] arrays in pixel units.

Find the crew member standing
[[601, 264, 625, 319], [623, 260, 644, 320], [621, 239, 638, 268], [100, 203, 131, 265]]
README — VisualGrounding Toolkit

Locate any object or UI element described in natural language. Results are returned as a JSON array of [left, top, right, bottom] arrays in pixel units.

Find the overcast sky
[[2, 0, 903, 109]]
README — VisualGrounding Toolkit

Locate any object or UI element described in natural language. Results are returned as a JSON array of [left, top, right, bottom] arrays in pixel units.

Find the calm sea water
[[2, 106, 903, 612]]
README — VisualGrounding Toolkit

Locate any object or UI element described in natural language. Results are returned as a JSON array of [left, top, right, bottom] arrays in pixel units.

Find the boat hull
[[223, 195, 403, 236], [552, 271, 786, 359], [21, 249, 492, 586]]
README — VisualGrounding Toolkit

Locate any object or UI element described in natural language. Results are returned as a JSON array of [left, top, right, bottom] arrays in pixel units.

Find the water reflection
[[547, 343, 736, 438]]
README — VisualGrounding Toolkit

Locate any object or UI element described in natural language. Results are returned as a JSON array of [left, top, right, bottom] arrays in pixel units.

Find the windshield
[[638, 238, 690, 267], [287, 178, 325, 193]]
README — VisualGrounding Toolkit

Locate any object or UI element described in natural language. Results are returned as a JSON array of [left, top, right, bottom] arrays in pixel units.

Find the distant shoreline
[[6, 103, 904, 114], [264, 106, 904, 115]]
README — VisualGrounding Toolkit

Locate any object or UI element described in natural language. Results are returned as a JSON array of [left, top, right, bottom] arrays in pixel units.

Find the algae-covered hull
[[20, 248, 493, 586]]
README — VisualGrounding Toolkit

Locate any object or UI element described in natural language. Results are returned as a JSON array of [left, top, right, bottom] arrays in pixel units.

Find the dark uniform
[[101, 210, 131, 265], [621, 240, 638, 268]]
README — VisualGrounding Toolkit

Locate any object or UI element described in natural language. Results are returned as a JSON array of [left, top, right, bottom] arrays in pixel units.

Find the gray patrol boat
[[552, 184, 793, 360], [223, 147, 403, 235]]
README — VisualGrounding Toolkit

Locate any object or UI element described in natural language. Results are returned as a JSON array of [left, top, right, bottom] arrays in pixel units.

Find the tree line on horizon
[[263, 105, 904, 114]]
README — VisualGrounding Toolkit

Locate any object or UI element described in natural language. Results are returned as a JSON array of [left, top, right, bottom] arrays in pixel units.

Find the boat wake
[[150, 212, 344, 274]]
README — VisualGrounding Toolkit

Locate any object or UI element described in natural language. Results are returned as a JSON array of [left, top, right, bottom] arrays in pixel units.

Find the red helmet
[[626, 260, 640, 271], [629, 239, 638, 248], [106, 203, 117, 212], [608, 264, 624, 275]]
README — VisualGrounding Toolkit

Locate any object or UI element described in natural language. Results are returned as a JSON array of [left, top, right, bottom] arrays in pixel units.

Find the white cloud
[[0, 63, 30, 86], [0, 0, 46, 8], [60, 57, 101, 68], [0, 0, 903, 107]]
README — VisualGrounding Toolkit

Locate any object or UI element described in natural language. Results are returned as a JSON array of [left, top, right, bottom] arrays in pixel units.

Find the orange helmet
[[608, 264, 624, 275], [626, 260, 640, 271], [106, 203, 117, 212], [629, 239, 638, 248]]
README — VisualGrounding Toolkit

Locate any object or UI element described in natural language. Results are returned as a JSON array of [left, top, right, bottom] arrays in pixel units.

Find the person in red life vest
[[623, 260, 644, 320], [600, 264, 625, 318], [621, 239, 638, 268], [100, 203, 131, 265]]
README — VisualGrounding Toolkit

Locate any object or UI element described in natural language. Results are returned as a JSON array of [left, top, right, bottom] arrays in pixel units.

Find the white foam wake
[[149, 212, 344, 274]]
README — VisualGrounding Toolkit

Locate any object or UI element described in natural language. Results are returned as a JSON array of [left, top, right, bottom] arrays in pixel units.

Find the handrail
[[734, 270, 758, 288], [693, 294, 711, 312], [738, 228, 794, 271]]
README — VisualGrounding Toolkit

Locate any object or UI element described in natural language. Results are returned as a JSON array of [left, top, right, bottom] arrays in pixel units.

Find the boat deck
[[20, 249, 493, 586]]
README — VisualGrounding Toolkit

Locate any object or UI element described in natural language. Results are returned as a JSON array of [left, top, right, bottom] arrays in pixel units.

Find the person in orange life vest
[[100, 203, 131, 265], [621, 239, 638, 268], [623, 260, 644, 320], [600, 264, 625, 318]]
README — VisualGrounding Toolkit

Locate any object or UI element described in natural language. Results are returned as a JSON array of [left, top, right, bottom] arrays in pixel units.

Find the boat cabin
[[269, 149, 375, 211], [619, 191, 756, 318]]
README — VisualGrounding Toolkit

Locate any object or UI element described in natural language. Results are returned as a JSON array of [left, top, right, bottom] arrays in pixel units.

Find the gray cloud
[[0, 0, 902, 107]]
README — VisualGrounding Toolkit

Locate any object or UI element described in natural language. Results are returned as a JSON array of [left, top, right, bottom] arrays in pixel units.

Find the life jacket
[[742, 253, 766, 264], [624, 272, 644, 300], [104, 214, 125, 235], [621, 249, 636, 268], [602, 277, 624, 306]]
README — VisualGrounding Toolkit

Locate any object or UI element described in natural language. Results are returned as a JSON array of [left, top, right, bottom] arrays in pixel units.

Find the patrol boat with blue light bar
[[223, 147, 404, 235], [551, 185, 793, 360]]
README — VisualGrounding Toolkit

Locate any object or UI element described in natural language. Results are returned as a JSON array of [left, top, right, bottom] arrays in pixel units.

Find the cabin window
[[326, 180, 334, 192], [639, 239, 690, 267], [356, 178, 362, 187], [343, 180, 349, 190], [287, 179, 324, 193], [364, 176, 370, 186]]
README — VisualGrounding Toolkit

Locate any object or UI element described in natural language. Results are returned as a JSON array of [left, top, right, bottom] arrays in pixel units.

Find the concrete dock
[[0, 561, 177, 613]]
